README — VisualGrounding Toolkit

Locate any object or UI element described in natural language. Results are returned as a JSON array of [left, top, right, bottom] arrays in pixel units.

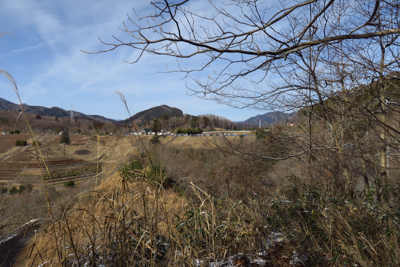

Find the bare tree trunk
[[353, 132, 370, 195], [361, 155, 370, 194], [379, 41, 388, 199]]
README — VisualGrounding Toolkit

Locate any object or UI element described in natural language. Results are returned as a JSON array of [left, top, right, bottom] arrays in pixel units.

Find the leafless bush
[[155, 137, 278, 199]]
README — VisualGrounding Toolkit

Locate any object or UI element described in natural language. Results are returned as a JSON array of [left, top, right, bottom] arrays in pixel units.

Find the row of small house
[[126, 129, 166, 136], [126, 129, 247, 137], [175, 133, 246, 137]]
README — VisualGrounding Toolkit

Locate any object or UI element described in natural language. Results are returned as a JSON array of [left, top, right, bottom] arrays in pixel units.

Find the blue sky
[[0, 0, 270, 121]]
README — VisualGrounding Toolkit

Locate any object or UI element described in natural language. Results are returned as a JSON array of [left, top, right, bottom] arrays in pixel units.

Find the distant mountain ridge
[[0, 97, 293, 127], [120, 105, 183, 125], [243, 111, 295, 127], [0, 97, 116, 123]]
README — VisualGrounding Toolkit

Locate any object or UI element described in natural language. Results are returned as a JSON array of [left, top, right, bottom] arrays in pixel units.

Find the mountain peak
[[121, 105, 183, 125]]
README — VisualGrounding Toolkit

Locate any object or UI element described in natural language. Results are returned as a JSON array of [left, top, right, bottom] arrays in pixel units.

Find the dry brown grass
[[2, 130, 400, 266], [0, 90, 399, 267], [22, 168, 190, 266]]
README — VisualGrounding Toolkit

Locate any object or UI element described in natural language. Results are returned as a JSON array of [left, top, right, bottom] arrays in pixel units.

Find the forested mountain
[[0, 97, 116, 123], [120, 105, 183, 126], [243, 111, 295, 127]]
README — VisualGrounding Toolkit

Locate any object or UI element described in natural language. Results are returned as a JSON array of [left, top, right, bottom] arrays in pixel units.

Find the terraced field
[[27, 158, 86, 168], [0, 148, 34, 187], [19, 158, 99, 188], [0, 163, 29, 186], [0, 135, 102, 190], [0, 134, 242, 190], [0, 135, 30, 153]]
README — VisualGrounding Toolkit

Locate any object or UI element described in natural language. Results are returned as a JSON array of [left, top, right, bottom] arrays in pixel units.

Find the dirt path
[[165, 135, 178, 145]]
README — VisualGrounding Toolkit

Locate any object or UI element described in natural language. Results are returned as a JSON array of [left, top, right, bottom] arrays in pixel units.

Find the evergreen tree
[[162, 114, 169, 121], [152, 118, 161, 135], [60, 131, 71, 144]]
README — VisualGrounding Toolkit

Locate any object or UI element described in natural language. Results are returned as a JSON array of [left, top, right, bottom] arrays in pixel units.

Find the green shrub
[[0, 188, 7, 194], [64, 181, 75, 188], [120, 160, 143, 178], [9, 186, 17, 195], [176, 128, 203, 135], [18, 185, 27, 193], [32, 140, 41, 146], [11, 129, 21, 134], [15, 140, 27, 146]]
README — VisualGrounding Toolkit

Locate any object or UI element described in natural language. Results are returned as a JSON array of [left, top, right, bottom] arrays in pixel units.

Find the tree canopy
[[60, 131, 71, 145], [152, 118, 161, 134]]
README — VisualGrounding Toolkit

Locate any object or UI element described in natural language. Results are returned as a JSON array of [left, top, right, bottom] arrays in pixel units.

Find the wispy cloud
[[0, 42, 48, 59], [0, 0, 265, 121], [10, 42, 47, 54]]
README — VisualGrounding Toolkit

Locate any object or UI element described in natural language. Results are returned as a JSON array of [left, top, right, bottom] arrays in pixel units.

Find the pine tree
[[60, 131, 71, 144], [60, 130, 70, 157], [152, 118, 161, 135]]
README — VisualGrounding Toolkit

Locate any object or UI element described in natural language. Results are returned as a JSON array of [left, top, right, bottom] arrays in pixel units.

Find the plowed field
[[0, 135, 30, 153], [0, 135, 100, 189]]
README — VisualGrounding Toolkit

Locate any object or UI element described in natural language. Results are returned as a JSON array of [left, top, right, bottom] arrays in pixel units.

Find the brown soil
[[0, 135, 31, 153]]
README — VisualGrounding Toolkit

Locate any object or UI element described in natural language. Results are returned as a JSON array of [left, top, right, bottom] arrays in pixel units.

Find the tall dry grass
[[1, 131, 399, 266], [21, 152, 400, 266], [1, 74, 400, 266], [19, 132, 400, 266]]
